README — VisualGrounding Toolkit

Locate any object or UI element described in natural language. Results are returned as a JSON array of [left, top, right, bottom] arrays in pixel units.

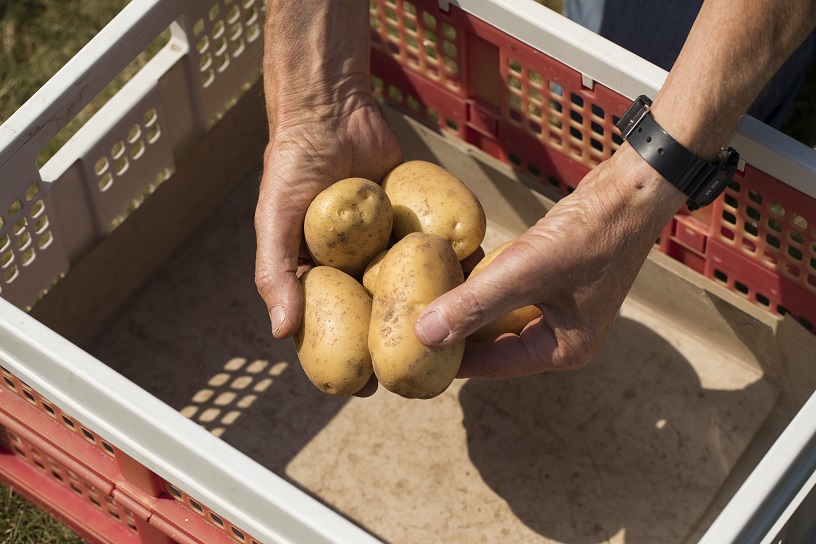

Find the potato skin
[[295, 267, 373, 396], [369, 233, 464, 399], [382, 161, 486, 261], [304, 178, 393, 278], [467, 240, 543, 342], [362, 249, 388, 297]]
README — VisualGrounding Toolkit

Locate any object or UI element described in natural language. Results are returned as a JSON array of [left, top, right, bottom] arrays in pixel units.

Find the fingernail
[[418, 311, 451, 344], [270, 306, 286, 336]]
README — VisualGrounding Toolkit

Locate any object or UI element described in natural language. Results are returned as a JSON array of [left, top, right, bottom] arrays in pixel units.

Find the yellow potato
[[369, 233, 464, 399], [304, 177, 393, 278], [295, 266, 373, 396], [382, 160, 486, 261], [362, 249, 389, 297], [467, 240, 543, 342]]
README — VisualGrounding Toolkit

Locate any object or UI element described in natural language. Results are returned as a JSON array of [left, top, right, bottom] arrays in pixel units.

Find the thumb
[[414, 259, 527, 346], [254, 186, 309, 340]]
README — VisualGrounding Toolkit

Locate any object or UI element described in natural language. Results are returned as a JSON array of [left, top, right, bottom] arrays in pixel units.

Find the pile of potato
[[295, 160, 540, 399]]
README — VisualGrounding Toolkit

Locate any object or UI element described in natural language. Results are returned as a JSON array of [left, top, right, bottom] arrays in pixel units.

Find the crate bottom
[[81, 151, 781, 544]]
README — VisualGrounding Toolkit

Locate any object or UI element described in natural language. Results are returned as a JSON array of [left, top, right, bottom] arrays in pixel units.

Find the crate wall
[[369, 0, 816, 332]]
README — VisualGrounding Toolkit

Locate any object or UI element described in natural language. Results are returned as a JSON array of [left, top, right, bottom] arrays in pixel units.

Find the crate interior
[[26, 93, 808, 543], [4, 1, 815, 542]]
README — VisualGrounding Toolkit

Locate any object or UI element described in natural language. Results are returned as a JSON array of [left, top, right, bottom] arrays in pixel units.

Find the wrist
[[264, 0, 372, 129]]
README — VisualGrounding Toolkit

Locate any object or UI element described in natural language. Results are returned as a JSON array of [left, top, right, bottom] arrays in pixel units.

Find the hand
[[255, 0, 402, 343], [255, 98, 402, 339], [414, 145, 687, 379]]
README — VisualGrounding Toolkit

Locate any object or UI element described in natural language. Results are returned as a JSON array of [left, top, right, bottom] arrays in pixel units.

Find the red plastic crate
[[369, 0, 816, 332], [0, 365, 263, 544]]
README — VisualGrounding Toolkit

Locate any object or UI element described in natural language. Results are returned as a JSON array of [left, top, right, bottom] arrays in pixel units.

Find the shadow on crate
[[460, 316, 776, 544]]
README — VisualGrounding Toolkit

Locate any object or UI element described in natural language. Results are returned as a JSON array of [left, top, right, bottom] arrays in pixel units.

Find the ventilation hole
[[745, 206, 761, 221], [791, 230, 805, 245], [13, 217, 26, 235], [723, 194, 738, 208], [210, 513, 224, 527], [422, 12, 436, 29], [3, 265, 18, 284], [98, 172, 114, 192], [168, 485, 183, 499], [90, 495, 102, 508], [508, 153, 521, 167], [24, 183, 39, 202], [37, 231, 53, 250], [442, 22, 456, 39], [768, 218, 783, 233], [190, 499, 203, 513], [728, 180, 741, 193], [756, 293, 771, 306], [130, 141, 145, 160], [102, 441, 115, 455], [232, 527, 246, 541], [792, 213, 808, 230], [713, 270, 728, 283], [62, 415, 75, 429], [81, 428, 96, 442], [591, 103, 605, 119], [71, 484, 83, 495], [766, 234, 781, 249], [799, 317, 814, 331], [735, 281, 749, 295], [31, 200, 44, 217], [127, 124, 141, 143], [0, 235, 9, 252], [4, 377, 15, 390], [42, 402, 56, 416], [111, 140, 125, 159], [788, 246, 803, 261], [209, 4, 220, 21], [7, 200, 22, 217], [51, 471, 63, 482], [528, 163, 541, 177], [549, 81, 563, 97], [748, 189, 763, 204]]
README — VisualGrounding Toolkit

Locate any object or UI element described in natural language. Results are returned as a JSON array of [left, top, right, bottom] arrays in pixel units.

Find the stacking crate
[[1, 0, 815, 543]]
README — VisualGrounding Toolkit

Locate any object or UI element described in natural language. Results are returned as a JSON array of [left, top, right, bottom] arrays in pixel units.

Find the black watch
[[615, 95, 740, 211]]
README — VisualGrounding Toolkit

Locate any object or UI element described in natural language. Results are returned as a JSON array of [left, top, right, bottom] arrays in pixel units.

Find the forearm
[[599, 0, 816, 242], [652, 0, 816, 159], [263, 0, 371, 131]]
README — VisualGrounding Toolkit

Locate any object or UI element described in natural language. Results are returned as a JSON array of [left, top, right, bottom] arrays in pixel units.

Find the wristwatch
[[615, 95, 739, 211]]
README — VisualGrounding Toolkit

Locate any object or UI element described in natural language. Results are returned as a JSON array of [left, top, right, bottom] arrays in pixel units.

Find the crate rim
[[449, 0, 816, 200]]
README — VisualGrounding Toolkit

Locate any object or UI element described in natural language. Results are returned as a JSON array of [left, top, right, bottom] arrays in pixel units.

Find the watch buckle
[[616, 95, 653, 140]]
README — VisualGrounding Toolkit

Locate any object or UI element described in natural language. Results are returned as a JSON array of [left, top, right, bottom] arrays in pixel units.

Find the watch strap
[[616, 96, 739, 211]]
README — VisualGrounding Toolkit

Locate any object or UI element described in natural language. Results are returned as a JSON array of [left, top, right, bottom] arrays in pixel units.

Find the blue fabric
[[563, 0, 815, 128]]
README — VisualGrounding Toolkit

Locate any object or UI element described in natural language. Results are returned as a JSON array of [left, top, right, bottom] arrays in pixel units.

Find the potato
[[295, 266, 373, 396], [382, 160, 486, 261], [304, 177, 393, 278], [369, 232, 465, 399], [362, 249, 388, 297], [467, 240, 543, 342]]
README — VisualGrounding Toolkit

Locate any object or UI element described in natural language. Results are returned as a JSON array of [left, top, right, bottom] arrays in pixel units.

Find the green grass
[[0, 486, 85, 544]]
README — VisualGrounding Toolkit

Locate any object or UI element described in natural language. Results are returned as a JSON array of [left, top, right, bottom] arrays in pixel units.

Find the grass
[[0, 486, 85, 544]]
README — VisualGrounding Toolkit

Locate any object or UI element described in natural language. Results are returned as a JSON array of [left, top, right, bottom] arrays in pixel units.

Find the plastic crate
[[369, 0, 816, 333], [1, 1, 816, 543]]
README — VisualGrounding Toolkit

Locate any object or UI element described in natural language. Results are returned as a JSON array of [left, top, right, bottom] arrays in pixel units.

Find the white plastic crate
[[1, 1, 815, 543]]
